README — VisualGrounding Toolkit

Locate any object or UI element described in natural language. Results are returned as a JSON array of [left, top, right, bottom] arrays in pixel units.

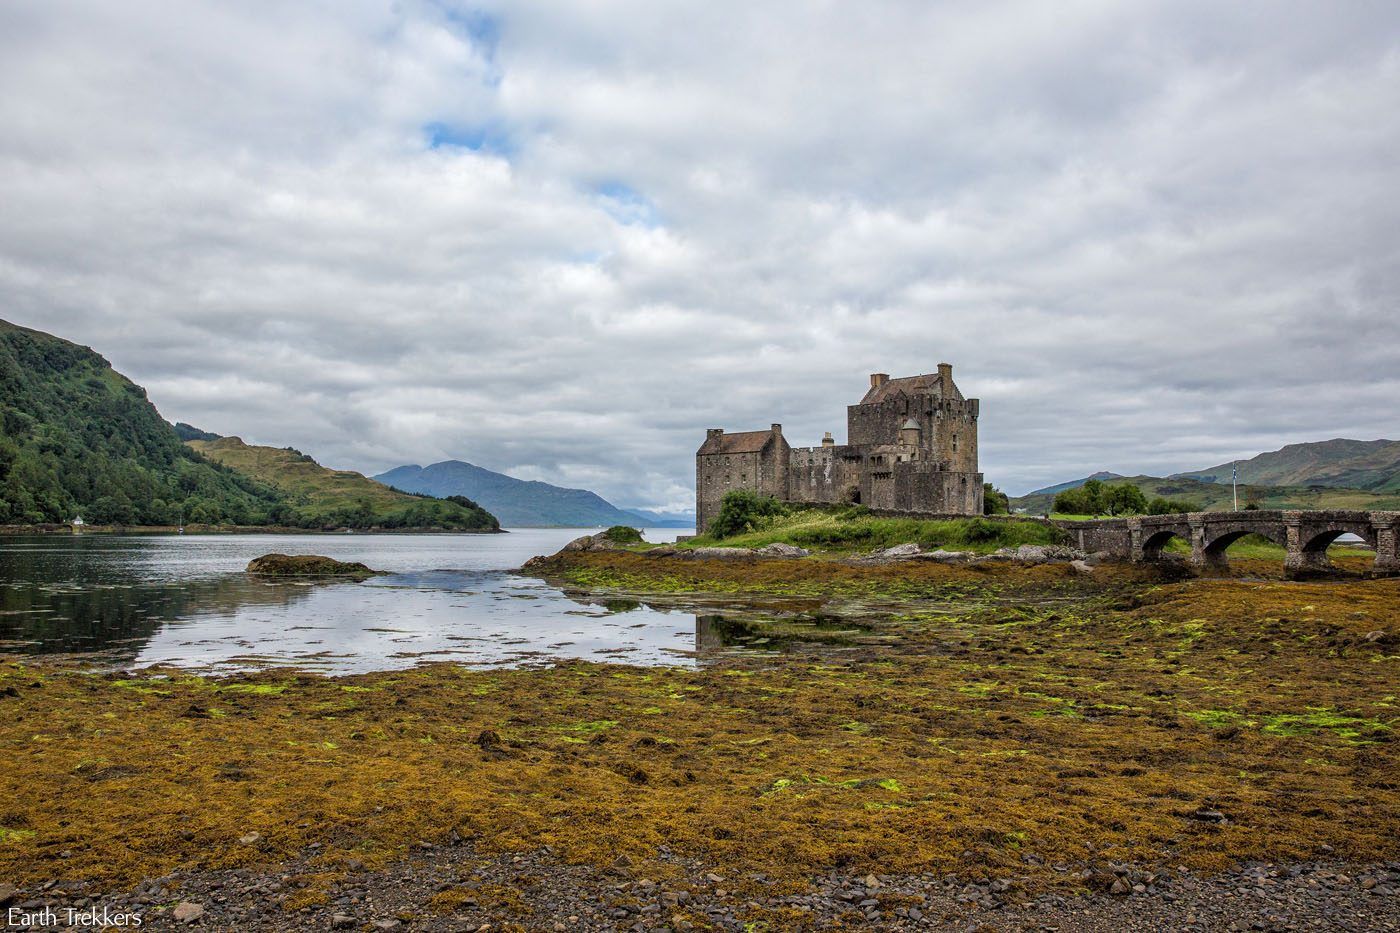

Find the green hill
[[0, 319, 286, 526], [1011, 473, 1400, 516], [1173, 438, 1400, 493], [190, 437, 499, 531]]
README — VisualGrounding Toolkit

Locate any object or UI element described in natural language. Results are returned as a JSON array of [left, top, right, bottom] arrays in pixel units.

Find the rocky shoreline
[[541, 529, 1108, 570], [3, 847, 1395, 930]]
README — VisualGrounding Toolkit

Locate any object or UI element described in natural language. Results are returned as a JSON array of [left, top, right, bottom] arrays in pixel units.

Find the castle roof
[[901, 418, 920, 430], [698, 430, 775, 455], [860, 372, 962, 405]]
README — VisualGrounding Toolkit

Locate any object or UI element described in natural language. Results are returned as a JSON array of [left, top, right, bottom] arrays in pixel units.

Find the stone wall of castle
[[787, 445, 863, 506], [696, 367, 983, 531], [694, 427, 790, 532]]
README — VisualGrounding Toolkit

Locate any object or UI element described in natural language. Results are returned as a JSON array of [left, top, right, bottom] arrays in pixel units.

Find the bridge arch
[[1290, 519, 1381, 574], [1201, 523, 1288, 566], [1140, 528, 1189, 561]]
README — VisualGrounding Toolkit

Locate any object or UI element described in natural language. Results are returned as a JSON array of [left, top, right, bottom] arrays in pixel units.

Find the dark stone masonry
[[1061, 509, 1400, 577], [696, 365, 984, 532]]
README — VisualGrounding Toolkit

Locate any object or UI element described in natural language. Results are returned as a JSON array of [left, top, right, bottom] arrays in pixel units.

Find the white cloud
[[2, 0, 1398, 509]]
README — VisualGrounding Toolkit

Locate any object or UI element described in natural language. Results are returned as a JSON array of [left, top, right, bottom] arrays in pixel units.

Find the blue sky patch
[[595, 182, 661, 227], [424, 121, 514, 157]]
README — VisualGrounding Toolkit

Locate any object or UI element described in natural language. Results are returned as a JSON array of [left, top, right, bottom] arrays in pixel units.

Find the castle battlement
[[696, 365, 983, 532]]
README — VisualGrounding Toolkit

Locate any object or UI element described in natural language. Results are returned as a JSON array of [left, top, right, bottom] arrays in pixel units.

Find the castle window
[[952, 434, 959, 452]]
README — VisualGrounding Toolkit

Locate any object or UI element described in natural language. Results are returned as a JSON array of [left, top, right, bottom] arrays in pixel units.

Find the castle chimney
[[870, 373, 889, 388], [707, 428, 723, 438], [937, 363, 952, 383], [821, 431, 835, 447], [771, 423, 783, 435]]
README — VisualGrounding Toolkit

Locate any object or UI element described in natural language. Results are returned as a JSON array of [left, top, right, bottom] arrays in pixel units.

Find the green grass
[[677, 508, 1065, 554]]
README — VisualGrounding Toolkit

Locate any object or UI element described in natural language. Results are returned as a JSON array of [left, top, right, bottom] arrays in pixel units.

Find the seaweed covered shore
[[0, 553, 1397, 929]]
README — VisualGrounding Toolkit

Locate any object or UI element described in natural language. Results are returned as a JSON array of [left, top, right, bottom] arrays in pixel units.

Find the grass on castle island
[[648, 506, 1357, 563], [669, 507, 1065, 554], [0, 548, 1395, 923]]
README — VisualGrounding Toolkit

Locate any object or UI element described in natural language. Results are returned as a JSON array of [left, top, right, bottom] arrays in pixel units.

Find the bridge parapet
[[1052, 510, 1400, 577]]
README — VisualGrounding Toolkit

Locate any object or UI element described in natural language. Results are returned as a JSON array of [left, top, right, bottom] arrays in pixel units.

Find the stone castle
[[696, 364, 983, 531]]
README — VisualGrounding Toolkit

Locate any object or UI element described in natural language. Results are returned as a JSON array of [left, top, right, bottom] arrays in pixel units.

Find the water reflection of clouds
[[2, 531, 728, 675], [134, 572, 705, 674]]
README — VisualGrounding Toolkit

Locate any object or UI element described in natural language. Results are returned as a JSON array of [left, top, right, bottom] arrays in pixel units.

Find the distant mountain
[[1172, 438, 1400, 493], [0, 318, 287, 525], [375, 460, 692, 528], [623, 507, 697, 528], [191, 438, 498, 531], [1022, 471, 1123, 497]]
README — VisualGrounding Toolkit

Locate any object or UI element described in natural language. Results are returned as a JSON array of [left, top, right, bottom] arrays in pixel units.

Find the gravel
[[4, 849, 1396, 930]]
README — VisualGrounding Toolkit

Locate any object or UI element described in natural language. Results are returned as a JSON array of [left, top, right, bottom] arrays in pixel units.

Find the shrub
[[602, 525, 644, 544], [962, 517, 1000, 543], [1147, 496, 1197, 515], [709, 490, 788, 539]]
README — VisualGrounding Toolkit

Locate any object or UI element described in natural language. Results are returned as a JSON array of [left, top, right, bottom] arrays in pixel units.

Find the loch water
[[0, 530, 721, 674]]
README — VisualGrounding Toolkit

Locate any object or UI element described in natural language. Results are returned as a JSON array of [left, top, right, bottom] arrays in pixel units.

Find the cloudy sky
[[3, 1, 1398, 509]]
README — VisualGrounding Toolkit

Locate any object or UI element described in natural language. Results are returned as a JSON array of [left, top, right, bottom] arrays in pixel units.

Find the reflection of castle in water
[[695, 615, 736, 653]]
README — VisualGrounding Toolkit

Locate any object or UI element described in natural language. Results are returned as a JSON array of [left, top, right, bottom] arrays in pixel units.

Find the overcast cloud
[[3, 1, 1398, 509]]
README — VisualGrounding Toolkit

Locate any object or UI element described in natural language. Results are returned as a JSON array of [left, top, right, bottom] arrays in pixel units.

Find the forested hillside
[[0, 320, 500, 531], [0, 319, 285, 525]]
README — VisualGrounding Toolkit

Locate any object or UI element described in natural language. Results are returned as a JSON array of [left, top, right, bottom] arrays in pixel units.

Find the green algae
[[2, 560, 1398, 901]]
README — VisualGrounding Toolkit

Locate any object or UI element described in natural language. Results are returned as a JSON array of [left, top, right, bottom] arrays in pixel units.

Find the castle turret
[[899, 418, 921, 447], [821, 431, 835, 447]]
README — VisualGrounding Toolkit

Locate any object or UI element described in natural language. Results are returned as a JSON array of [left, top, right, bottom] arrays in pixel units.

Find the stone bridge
[[1056, 510, 1400, 577]]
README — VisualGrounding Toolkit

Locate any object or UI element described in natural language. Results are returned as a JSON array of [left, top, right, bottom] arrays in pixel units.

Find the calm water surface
[[0, 530, 717, 674]]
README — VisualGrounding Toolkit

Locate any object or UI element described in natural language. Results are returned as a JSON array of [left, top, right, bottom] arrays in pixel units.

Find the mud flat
[[0, 552, 1396, 929]]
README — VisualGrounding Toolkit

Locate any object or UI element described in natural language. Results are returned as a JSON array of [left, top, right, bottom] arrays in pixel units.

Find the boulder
[[758, 542, 810, 558], [876, 543, 923, 559], [245, 554, 380, 577], [999, 544, 1088, 565], [1071, 559, 1096, 574], [688, 547, 758, 560], [561, 532, 618, 552], [921, 549, 973, 563]]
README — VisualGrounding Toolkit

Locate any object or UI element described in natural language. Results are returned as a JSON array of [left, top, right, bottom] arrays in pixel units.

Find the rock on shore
[[245, 554, 380, 577]]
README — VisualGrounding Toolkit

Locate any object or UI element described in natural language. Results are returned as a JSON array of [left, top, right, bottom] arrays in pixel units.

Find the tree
[[983, 483, 1010, 515], [709, 489, 787, 538], [1146, 496, 1196, 515], [1102, 484, 1148, 516]]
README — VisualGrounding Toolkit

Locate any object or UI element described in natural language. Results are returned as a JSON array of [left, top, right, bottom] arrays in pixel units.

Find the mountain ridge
[[375, 460, 693, 528], [189, 438, 499, 531], [1171, 438, 1400, 493], [1013, 437, 1400, 513]]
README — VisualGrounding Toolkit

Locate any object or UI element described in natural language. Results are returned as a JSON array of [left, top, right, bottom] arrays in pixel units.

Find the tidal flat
[[0, 552, 1397, 929]]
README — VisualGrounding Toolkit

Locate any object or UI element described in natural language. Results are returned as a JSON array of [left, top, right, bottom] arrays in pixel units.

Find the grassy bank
[[679, 508, 1064, 554], [1, 566, 1396, 915]]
